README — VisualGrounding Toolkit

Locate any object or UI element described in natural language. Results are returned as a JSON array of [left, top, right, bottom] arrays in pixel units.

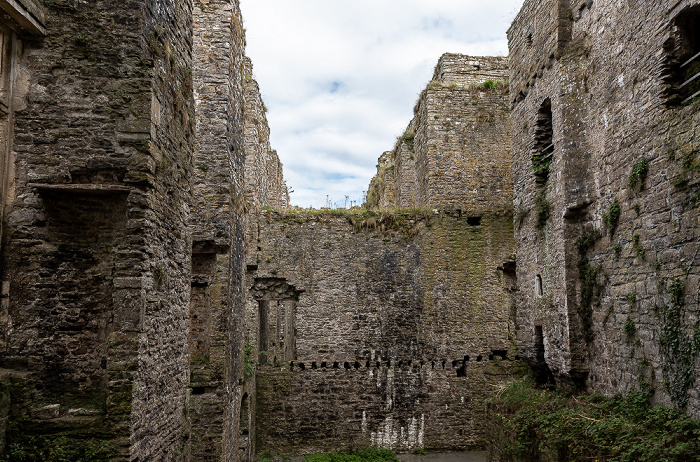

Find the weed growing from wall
[[603, 200, 621, 236], [244, 343, 265, 378], [401, 130, 415, 143], [468, 79, 509, 93], [534, 192, 551, 230], [515, 208, 530, 230], [613, 242, 622, 257], [628, 158, 649, 190], [632, 233, 646, 259], [624, 318, 637, 339]]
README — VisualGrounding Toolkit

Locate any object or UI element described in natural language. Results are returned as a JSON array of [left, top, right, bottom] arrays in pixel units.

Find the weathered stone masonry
[[189, 0, 248, 461], [0, 0, 287, 459], [509, 0, 700, 415], [0, 0, 196, 458], [247, 209, 523, 454], [243, 57, 289, 210], [368, 54, 511, 212]]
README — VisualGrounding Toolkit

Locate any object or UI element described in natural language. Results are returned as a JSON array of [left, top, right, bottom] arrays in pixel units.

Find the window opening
[[666, 6, 700, 105], [532, 98, 553, 184]]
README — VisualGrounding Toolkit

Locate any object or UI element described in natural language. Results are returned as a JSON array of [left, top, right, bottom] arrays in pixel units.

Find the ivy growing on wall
[[575, 228, 603, 342], [534, 192, 551, 230], [657, 278, 700, 409]]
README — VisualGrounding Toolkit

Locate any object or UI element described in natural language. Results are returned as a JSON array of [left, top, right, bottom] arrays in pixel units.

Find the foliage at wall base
[[489, 378, 700, 461]]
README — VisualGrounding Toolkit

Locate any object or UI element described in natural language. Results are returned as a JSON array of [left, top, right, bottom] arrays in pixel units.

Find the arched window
[[532, 99, 554, 184]]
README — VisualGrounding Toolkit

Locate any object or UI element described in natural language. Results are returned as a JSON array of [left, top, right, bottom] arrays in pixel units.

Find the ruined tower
[[509, 0, 700, 414]]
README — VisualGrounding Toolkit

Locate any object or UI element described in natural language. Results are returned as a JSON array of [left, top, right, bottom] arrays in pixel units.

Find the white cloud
[[240, 0, 524, 207]]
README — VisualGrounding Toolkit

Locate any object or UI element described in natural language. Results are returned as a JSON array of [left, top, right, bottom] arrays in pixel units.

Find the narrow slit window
[[532, 98, 554, 184]]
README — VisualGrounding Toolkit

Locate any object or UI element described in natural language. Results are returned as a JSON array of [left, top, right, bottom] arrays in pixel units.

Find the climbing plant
[[657, 278, 700, 409], [575, 228, 603, 342]]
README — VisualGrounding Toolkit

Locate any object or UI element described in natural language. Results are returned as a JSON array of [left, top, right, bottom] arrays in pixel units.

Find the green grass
[[303, 448, 399, 462]]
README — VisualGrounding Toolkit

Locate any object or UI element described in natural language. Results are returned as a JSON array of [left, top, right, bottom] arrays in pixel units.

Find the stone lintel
[[28, 183, 133, 195], [192, 238, 230, 255], [0, 0, 47, 36]]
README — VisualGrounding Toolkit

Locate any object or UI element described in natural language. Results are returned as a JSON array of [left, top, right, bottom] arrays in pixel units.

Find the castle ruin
[[0, 0, 697, 460]]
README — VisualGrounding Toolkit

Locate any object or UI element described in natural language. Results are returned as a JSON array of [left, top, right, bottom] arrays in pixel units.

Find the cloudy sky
[[240, 0, 525, 208]]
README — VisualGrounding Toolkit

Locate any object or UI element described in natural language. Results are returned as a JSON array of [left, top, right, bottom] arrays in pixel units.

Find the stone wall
[[247, 210, 523, 454], [509, 0, 700, 416], [243, 57, 289, 209], [190, 0, 248, 460], [0, 0, 195, 458], [367, 54, 511, 212], [0, 0, 268, 459]]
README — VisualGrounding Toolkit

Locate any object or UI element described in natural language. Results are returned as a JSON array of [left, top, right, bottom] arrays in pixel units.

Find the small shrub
[[613, 242, 622, 256], [624, 318, 637, 338], [534, 193, 551, 230], [603, 200, 621, 236], [401, 130, 415, 143], [628, 158, 649, 190]]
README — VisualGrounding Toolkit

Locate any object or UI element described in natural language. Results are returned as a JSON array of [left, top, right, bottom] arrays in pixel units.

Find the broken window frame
[[664, 6, 700, 106]]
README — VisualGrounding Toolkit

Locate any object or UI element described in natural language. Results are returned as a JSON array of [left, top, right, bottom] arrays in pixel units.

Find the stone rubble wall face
[[420, 87, 511, 212], [249, 211, 523, 452], [190, 0, 247, 461], [432, 54, 510, 86], [0, 0, 195, 459], [369, 55, 511, 212], [243, 57, 288, 209], [510, 0, 700, 415]]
